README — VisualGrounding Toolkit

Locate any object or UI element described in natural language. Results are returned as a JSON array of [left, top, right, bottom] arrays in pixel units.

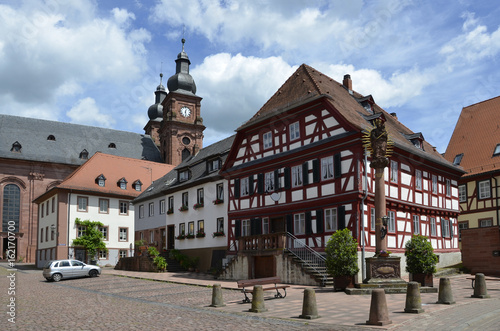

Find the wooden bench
[[466, 276, 500, 288], [237, 277, 290, 303]]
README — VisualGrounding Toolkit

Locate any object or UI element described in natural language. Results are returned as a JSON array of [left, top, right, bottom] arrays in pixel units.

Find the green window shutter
[[257, 173, 264, 194], [235, 220, 241, 238], [334, 153, 342, 178], [316, 209, 324, 233], [274, 169, 280, 190], [234, 179, 240, 198], [286, 214, 293, 233], [305, 211, 312, 235], [284, 167, 291, 189], [302, 162, 309, 185], [249, 175, 254, 195], [312, 159, 320, 183], [338, 206, 346, 230]]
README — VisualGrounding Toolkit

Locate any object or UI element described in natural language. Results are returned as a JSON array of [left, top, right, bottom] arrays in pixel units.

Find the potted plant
[[196, 230, 205, 238], [213, 199, 223, 205], [193, 203, 204, 209], [405, 235, 438, 287], [325, 228, 359, 291], [179, 205, 188, 212], [212, 231, 225, 237]]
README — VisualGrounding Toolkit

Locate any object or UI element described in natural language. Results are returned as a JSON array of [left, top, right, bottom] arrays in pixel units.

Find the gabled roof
[[34, 153, 174, 202], [444, 95, 500, 176], [133, 134, 235, 203], [0, 114, 163, 165], [234, 64, 460, 172]]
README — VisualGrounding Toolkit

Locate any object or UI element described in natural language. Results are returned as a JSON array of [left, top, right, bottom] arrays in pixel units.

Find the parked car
[[43, 259, 101, 282]]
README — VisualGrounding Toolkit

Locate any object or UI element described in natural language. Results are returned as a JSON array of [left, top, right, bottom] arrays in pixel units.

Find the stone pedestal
[[364, 256, 406, 286]]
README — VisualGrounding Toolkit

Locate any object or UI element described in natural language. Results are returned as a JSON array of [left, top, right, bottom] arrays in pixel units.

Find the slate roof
[[238, 64, 462, 173], [444, 95, 500, 177], [0, 114, 163, 165], [34, 153, 174, 202], [133, 134, 235, 203]]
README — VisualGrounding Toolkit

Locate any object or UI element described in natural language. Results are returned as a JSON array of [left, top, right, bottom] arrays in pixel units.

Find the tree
[[325, 228, 359, 277], [72, 218, 107, 264], [405, 235, 438, 274]]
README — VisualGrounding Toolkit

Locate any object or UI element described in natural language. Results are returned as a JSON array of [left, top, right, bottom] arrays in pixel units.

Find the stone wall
[[114, 256, 158, 272]]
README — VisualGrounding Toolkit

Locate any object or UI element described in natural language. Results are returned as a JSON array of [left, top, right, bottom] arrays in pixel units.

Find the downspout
[[67, 192, 71, 259], [360, 149, 368, 280]]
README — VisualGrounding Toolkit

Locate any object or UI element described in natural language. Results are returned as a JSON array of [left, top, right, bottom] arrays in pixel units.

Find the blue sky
[[1, 0, 500, 152]]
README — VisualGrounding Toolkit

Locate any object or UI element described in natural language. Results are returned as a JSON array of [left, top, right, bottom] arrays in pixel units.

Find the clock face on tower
[[180, 106, 191, 118]]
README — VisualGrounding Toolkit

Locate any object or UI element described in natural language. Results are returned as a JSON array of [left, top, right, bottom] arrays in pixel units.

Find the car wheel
[[52, 273, 62, 282], [89, 270, 98, 277]]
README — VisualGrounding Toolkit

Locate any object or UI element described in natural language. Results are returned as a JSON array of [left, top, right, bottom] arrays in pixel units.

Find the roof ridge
[[302, 64, 324, 94], [463, 94, 500, 109]]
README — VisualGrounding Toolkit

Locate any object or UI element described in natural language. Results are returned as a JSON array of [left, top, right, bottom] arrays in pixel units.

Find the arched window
[[182, 148, 191, 161], [2, 184, 20, 232]]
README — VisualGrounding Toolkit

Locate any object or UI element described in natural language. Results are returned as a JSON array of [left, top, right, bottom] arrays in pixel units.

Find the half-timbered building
[[220, 64, 464, 284], [444, 96, 500, 275]]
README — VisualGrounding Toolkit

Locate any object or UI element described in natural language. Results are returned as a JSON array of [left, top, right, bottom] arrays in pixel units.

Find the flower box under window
[[179, 205, 188, 212], [212, 231, 225, 238]]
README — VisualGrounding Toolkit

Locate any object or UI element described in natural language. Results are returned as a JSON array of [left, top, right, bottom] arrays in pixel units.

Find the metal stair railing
[[285, 232, 328, 285]]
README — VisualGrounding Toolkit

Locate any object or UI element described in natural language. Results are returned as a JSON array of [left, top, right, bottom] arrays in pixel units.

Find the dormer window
[[208, 158, 220, 172], [79, 149, 89, 160], [493, 144, 500, 156], [411, 139, 421, 149], [108, 143, 116, 149], [11, 141, 22, 153], [117, 178, 127, 190], [403, 133, 424, 151], [179, 170, 189, 182], [47, 135, 56, 141], [357, 95, 375, 114], [453, 153, 464, 165], [95, 174, 106, 187], [361, 101, 372, 113], [133, 180, 142, 192]]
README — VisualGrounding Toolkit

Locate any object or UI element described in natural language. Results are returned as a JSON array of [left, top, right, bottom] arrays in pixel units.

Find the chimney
[[343, 74, 352, 93], [390, 112, 398, 120]]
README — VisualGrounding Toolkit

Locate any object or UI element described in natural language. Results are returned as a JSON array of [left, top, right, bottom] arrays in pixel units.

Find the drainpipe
[[360, 149, 368, 280], [67, 192, 72, 259], [493, 177, 500, 226]]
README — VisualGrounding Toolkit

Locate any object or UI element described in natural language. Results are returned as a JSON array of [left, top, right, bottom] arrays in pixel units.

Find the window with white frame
[[432, 175, 437, 194], [99, 199, 109, 214], [150, 231, 154, 243], [99, 250, 107, 259], [119, 201, 128, 215], [179, 223, 185, 236], [197, 188, 204, 205], [217, 218, 224, 233], [294, 213, 305, 235], [413, 215, 420, 234], [388, 211, 395, 232], [263, 131, 273, 149], [480, 218, 493, 227], [168, 196, 174, 211], [458, 221, 468, 241], [77, 226, 85, 238], [446, 179, 451, 196], [119, 250, 127, 258], [265, 172, 275, 192], [390, 160, 398, 183], [99, 226, 108, 241], [242, 219, 250, 237], [240, 177, 249, 196], [262, 217, 269, 234], [160, 199, 165, 214], [216, 183, 224, 201], [182, 192, 189, 207], [478, 180, 491, 199], [77, 196, 88, 212], [415, 170, 422, 190], [325, 208, 337, 232], [208, 159, 220, 172], [119, 228, 128, 241], [459, 185, 466, 202], [139, 205, 144, 218], [179, 170, 189, 182], [289, 121, 300, 141], [430, 217, 437, 236], [291, 165, 303, 187], [322, 156, 334, 180], [149, 202, 154, 217], [188, 221, 194, 235], [370, 207, 376, 231], [441, 218, 450, 237]]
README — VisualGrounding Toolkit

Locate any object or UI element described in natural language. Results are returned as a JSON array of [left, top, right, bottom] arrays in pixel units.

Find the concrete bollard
[[249, 285, 268, 313], [366, 289, 392, 326], [210, 284, 226, 307], [299, 288, 320, 319], [436, 277, 455, 304], [404, 281, 424, 313], [472, 273, 490, 299]]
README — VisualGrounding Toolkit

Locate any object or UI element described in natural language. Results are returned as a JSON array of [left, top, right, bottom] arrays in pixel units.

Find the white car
[[43, 259, 101, 282]]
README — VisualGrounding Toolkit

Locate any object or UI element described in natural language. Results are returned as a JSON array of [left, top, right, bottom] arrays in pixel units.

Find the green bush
[[405, 235, 438, 274], [153, 256, 167, 271], [325, 228, 359, 277], [147, 246, 160, 257]]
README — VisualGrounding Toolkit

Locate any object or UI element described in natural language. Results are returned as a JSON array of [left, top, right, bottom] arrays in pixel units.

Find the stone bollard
[[472, 273, 490, 299], [210, 284, 226, 307], [299, 288, 320, 319], [436, 277, 455, 304], [366, 289, 392, 326], [404, 281, 424, 313], [249, 285, 267, 313]]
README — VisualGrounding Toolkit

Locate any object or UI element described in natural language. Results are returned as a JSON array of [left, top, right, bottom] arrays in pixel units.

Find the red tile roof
[[240, 64, 457, 170], [43, 152, 174, 198], [444, 95, 500, 177]]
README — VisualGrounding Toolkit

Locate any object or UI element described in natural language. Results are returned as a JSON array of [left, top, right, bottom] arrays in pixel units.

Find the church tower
[[147, 39, 205, 166]]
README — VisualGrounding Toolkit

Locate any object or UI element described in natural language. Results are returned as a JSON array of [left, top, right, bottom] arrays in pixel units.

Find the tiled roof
[[133, 134, 235, 203], [444, 95, 500, 176], [239, 64, 460, 171], [0, 114, 163, 165], [34, 153, 174, 201]]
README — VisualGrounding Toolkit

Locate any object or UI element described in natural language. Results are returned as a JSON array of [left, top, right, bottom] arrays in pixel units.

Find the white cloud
[[66, 97, 115, 127], [111, 7, 135, 27]]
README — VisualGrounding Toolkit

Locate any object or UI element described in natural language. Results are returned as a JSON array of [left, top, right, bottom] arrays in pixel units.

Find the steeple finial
[[182, 38, 185, 52]]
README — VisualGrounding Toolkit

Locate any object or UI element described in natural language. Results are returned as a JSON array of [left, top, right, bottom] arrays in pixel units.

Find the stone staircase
[[286, 251, 333, 287], [161, 251, 185, 272]]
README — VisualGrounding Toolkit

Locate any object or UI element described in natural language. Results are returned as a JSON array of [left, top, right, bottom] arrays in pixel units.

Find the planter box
[[410, 273, 434, 287]]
